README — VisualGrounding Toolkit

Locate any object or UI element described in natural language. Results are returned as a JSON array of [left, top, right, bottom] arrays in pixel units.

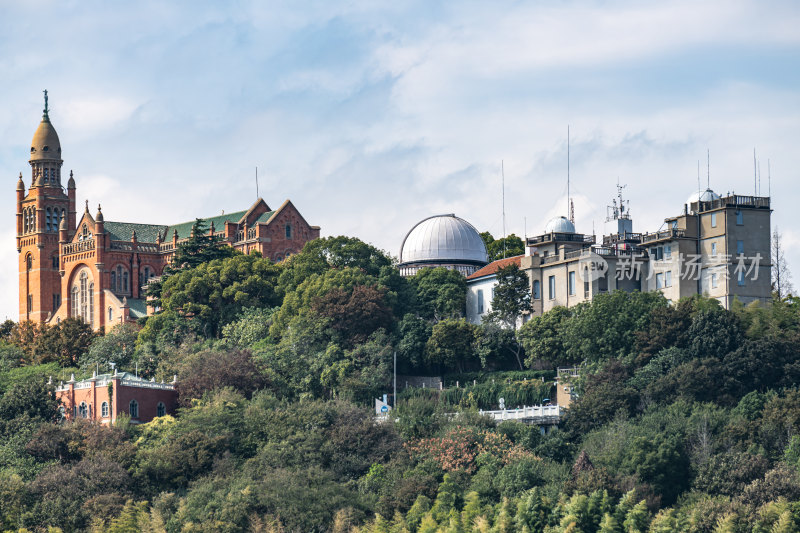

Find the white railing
[[478, 404, 561, 422], [120, 379, 175, 391]]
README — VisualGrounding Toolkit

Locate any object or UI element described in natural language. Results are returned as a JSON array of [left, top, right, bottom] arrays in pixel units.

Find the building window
[[671, 220, 678, 230], [737, 240, 744, 255], [583, 267, 589, 295], [71, 286, 79, 317], [46, 207, 51, 231], [101, 402, 109, 418], [52, 293, 61, 311], [711, 273, 718, 289], [738, 271, 746, 286], [52, 254, 58, 268], [285, 224, 292, 239], [736, 210, 743, 225], [157, 402, 166, 417], [27, 294, 32, 313], [533, 280, 541, 299], [26, 254, 32, 271], [78, 402, 88, 418], [129, 400, 139, 418], [664, 245, 672, 260], [651, 247, 663, 261], [548, 276, 556, 300], [665, 271, 672, 288], [568, 271, 576, 296], [711, 242, 717, 257], [44, 168, 49, 182], [477, 289, 484, 314], [89, 283, 94, 327], [710, 213, 717, 228], [656, 272, 664, 289], [108, 307, 113, 321]]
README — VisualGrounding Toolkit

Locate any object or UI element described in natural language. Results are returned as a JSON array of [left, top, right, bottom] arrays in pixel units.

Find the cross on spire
[[43, 89, 49, 120]]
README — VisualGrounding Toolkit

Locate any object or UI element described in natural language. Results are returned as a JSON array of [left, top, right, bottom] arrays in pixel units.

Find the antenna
[[768, 159, 771, 197], [567, 125, 571, 217], [524, 217, 527, 239], [753, 148, 757, 196], [255, 166, 259, 198], [706, 149, 710, 189], [570, 199, 575, 224], [501, 160, 506, 259], [758, 160, 762, 196]]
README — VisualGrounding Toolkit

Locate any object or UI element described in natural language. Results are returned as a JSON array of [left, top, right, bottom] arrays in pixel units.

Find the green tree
[[410, 267, 467, 321], [485, 263, 531, 329], [81, 323, 139, 373], [481, 233, 525, 261], [518, 306, 571, 368], [426, 319, 481, 373]]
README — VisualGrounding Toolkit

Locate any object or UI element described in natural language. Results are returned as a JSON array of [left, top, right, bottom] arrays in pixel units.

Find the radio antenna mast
[[501, 160, 506, 258], [567, 125, 571, 217], [707, 149, 710, 189], [255, 166, 259, 198], [768, 159, 771, 197], [697, 160, 701, 193], [753, 149, 757, 196]]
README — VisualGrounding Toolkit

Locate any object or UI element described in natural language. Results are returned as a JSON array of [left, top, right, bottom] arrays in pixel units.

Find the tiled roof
[[466, 255, 523, 280], [104, 222, 168, 243], [125, 298, 149, 318], [254, 210, 276, 224], [165, 210, 248, 241]]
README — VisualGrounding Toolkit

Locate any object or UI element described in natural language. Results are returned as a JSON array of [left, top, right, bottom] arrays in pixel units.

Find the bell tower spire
[[43, 89, 49, 121]]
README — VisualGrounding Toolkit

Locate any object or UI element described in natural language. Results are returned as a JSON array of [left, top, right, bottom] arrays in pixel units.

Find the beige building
[[466, 185, 772, 324]]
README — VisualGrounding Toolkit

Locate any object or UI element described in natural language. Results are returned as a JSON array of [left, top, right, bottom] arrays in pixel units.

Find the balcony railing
[[641, 229, 685, 244], [63, 240, 95, 255], [527, 232, 595, 245]]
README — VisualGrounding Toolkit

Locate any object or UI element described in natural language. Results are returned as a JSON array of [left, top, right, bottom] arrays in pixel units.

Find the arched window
[[25, 254, 32, 271], [101, 402, 109, 418], [156, 402, 166, 417], [80, 272, 88, 322], [78, 402, 88, 418], [81, 224, 88, 241], [285, 224, 292, 239], [108, 307, 113, 321], [71, 286, 79, 317], [129, 400, 138, 418], [46, 207, 51, 231], [110, 271, 116, 290], [89, 282, 94, 327], [123, 271, 128, 293]]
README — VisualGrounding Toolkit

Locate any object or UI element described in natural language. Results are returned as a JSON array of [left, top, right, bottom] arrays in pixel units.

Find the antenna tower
[[753, 148, 757, 196], [501, 160, 506, 258], [567, 125, 570, 217], [256, 166, 259, 198], [707, 149, 710, 189], [768, 159, 771, 197]]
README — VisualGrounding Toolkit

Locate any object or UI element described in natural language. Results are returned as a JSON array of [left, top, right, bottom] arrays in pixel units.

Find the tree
[[143, 253, 282, 339], [146, 218, 237, 305], [175, 349, 270, 406], [81, 323, 139, 373], [772, 228, 794, 298], [425, 319, 481, 373], [10, 318, 96, 367], [480, 232, 525, 261], [410, 267, 467, 321], [518, 306, 571, 368], [311, 285, 394, 347], [485, 263, 531, 329]]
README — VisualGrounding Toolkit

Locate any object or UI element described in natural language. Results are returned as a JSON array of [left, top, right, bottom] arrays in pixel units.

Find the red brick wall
[[56, 379, 178, 425]]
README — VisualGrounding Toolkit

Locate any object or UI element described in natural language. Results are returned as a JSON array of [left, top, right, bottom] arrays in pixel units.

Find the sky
[[1, 0, 798, 320]]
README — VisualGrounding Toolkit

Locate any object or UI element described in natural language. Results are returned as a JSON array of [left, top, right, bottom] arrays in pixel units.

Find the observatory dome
[[686, 188, 721, 205], [398, 214, 488, 276], [544, 216, 576, 234]]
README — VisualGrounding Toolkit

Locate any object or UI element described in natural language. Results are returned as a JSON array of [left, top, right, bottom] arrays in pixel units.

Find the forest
[[1, 227, 800, 532]]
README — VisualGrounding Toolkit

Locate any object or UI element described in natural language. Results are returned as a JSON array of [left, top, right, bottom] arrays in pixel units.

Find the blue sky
[[1, 0, 799, 319]]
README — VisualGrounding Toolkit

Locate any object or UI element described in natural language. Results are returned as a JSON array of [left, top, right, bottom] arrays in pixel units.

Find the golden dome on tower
[[29, 90, 61, 162]]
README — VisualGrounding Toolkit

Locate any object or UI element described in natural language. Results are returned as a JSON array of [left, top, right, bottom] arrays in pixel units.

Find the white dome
[[400, 214, 488, 264], [687, 188, 721, 205], [544, 216, 575, 234]]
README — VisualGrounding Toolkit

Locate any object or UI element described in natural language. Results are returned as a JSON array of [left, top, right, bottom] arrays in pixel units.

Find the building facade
[[466, 186, 772, 325], [17, 94, 320, 332], [55, 371, 178, 425]]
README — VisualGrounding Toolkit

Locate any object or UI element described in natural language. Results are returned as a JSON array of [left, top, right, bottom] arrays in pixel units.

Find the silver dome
[[687, 188, 721, 205], [400, 214, 488, 264], [544, 216, 575, 234]]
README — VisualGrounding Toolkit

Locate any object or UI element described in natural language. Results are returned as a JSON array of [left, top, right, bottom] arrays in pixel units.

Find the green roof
[[254, 210, 276, 224], [126, 298, 149, 318], [164, 210, 249, 241], [104, 222, 167, 243]]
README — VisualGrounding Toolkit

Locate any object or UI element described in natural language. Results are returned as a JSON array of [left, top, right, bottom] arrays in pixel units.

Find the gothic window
[[26, 254, 32, 271], [157, 402, 166, 417], [80, 272, 88, 322], [44, 168, 49, 183], [123, 271, 129, 293], [71, 286, 79, 317], [51, 254, 58, 268], [80, 224, 89, 241], [285, 224, 292, 239], [89, 282, 94, 327], [129, 400, 139, 418], [78, 402, 88, 418], [46, 207, 51, 231], [101, 402, 109, 417]]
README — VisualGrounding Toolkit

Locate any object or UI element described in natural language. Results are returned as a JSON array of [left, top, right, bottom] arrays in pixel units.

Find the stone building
[[17, 93, 320, 332], [55, 371, 178, 425]]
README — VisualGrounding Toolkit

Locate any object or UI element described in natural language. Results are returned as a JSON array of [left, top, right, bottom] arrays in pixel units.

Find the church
[[17, 93, 320, 332]]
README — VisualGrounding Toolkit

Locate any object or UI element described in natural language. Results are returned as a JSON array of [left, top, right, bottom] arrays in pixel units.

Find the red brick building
[[55, 371, 178, 425], [18, 93, 320, 332]]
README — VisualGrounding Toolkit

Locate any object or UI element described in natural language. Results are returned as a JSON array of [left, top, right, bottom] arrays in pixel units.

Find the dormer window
[[43, 146, 49, 152], [30, 147, 35, 153]]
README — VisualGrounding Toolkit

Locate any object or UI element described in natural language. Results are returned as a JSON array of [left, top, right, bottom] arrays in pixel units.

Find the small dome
[[30, 119, 61, 162], [95, 205, 104, 223], [687, 188, 720, 205], [59, 213, 67, 231], [400, 214, 488, 264], [16, 173, 24, 191], [544, 216, 575, 234]]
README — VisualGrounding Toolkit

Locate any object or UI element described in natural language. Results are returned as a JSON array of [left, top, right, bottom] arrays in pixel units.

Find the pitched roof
[[125, 298, 149, 318], [466, 255, 523, 281], [104, 222, 168, 243], [164, 210, 249, 241]]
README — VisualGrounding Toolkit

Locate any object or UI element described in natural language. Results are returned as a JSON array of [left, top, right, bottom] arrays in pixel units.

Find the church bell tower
[[17, 91, 76, 323]]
